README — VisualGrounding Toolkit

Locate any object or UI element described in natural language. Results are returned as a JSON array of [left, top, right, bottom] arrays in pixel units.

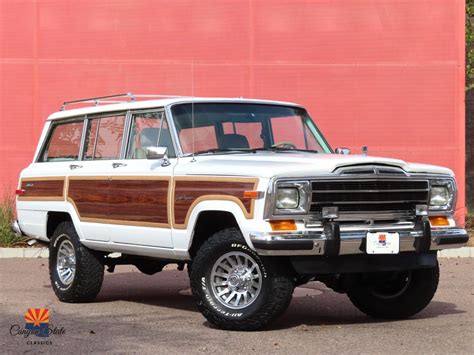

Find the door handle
[[112, 162, 127, 169], [69, 164, 83, 170]]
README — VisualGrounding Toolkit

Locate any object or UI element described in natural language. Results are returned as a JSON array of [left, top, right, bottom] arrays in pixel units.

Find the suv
[[12, 93, 468, 331]]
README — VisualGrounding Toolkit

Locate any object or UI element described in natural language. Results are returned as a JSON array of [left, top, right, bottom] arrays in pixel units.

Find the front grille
[[310, 179, 429, 216]]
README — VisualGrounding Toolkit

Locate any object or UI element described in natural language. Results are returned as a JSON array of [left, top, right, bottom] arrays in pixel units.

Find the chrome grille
[[310, 179, 429, 216]]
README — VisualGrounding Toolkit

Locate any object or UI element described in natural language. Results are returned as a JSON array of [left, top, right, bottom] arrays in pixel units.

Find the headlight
[[430, 186, 449, 206], [276, 188, 299, 209], [273, 181, 311, 214], [429, 179, 455, 211]]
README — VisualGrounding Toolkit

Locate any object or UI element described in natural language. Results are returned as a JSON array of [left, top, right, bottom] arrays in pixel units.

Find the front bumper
[[250, 223, 468, 256]]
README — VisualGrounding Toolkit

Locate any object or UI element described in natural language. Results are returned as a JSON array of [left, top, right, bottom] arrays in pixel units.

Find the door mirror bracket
[[146, 146, 170, 166]]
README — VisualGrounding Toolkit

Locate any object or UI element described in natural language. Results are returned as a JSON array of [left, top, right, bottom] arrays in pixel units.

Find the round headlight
[[430, 186, 449, 206], [276, 187, 299, 209]]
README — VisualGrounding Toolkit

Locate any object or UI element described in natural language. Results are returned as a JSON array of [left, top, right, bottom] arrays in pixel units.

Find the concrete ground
[[0, 258, 472, 354]]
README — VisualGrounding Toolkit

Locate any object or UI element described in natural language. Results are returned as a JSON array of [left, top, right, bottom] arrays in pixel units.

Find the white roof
[[47, 97, 303, 121]]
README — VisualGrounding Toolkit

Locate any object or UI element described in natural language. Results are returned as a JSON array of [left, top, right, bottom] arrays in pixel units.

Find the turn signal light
[[269, 220, 297, 231], [429, 216, 449, 227], [243, 191, 262, 199], [15, 189, 25, 196]]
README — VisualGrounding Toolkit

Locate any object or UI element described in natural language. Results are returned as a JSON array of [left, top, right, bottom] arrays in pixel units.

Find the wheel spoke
[[219, 263, 232, 273], [234, 293, 242, 306], [214, 272, 229, 279], [225, 291, 237, 303], [217, 288, 230, 297], [227, 256, 237, 268], [213, 280, 227, 287]]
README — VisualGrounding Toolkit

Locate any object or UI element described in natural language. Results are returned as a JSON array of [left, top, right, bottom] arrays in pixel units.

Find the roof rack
[[60, 93, 135, 111], [60, 92, 190, 111]]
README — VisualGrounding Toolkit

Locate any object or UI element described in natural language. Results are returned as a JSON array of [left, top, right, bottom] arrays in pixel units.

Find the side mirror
[[145, 146, 168, 160], [335, 147, 351, 155]]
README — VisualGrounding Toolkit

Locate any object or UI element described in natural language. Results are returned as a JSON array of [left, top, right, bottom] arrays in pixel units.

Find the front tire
[[190, 228, 294, 331], [347, 263, 439, 319], [49, 221, 104, 303]]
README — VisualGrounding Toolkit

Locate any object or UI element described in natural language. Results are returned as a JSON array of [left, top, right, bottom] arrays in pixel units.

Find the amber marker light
[[429, 216, 449, 227], [270, 220, 297, 231], [243, 191, 262, 199]]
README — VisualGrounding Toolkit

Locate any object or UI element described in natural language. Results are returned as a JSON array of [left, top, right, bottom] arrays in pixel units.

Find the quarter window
[[40, 120, 84, 162], [84, 114, 125, 160]]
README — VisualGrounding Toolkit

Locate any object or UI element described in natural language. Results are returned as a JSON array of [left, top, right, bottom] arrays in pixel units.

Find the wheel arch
[[46, 211, 73, 239], [188, 209, 243, 258]]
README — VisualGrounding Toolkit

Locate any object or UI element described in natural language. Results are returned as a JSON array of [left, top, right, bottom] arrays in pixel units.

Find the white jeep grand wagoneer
[[12, 93, 468, 330]]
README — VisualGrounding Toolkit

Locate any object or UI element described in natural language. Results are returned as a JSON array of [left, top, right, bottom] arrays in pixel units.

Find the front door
[[106, 110, 175, 248]]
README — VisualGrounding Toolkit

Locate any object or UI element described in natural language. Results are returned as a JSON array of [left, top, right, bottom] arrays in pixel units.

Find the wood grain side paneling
[[173, 177, 259, 229], [108, 178, 169, 225], [67, 176, 170, 227], [18, 178, 65, 201], [68, 178, 109, 219]]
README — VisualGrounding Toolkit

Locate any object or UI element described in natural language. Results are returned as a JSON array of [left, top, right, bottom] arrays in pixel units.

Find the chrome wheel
[[56, 239, 76, 286], [210, 251, 262, 309]]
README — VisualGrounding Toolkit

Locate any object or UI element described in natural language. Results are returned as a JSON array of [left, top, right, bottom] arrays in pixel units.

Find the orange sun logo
[[25, 308, 49, 327]]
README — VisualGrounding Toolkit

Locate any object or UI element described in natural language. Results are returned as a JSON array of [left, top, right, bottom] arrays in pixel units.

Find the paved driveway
[[1, 258, 472, 353]]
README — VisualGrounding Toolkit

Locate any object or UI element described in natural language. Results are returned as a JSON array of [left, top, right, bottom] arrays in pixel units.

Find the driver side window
[[126, 112, 176, 159]]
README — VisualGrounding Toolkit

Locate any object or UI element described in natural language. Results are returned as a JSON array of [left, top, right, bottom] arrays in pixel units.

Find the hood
[[175, 152, 454, 178]]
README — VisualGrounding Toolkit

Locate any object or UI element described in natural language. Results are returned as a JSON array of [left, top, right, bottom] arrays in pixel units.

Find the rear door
[[67, 112, 127, 242]]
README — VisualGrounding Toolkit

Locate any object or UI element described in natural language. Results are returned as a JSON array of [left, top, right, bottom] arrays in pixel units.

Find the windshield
[[170, 103, 332, 155]]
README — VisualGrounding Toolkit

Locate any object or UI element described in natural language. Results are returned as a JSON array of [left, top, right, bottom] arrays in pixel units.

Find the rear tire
[[49, 221, 104, 303], [190, 228, 294, 331], [347, 263, 439, 319]]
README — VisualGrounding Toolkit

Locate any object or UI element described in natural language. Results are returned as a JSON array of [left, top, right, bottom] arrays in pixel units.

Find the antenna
[[191, 62, 196, 162]]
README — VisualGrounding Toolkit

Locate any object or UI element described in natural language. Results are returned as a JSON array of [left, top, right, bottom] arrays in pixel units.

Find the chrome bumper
[[250, 226, 468, 256], [10, 220, 25, 238]]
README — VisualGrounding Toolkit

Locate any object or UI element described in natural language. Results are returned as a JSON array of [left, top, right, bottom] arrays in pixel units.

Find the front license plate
[[366, 232, 400, 254]]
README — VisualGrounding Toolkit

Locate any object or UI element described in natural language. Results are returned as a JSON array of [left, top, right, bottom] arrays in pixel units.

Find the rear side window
[[39, 120, 84, 162], [83, 114, 126, 160]]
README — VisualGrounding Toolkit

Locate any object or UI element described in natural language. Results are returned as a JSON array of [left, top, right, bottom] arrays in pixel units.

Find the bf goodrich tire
[[49, 221, 104, 303], [347, 263, 439, 319], [190, 228, 294, 331]]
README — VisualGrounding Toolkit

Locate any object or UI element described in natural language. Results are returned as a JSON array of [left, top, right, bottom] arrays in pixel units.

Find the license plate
[[366, 232, 399, 254]]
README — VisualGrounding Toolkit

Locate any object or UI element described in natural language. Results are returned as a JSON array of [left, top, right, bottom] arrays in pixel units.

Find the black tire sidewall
[[194, 240, 271, 320], [49, 221, 104, 302], [348, 264, 439, 319]]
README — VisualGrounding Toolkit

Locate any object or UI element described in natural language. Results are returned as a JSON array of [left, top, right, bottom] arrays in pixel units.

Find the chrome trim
[[250, 227, 467, 256], [428, 178, 456, 212], [264, 173, 457, 223], [164, 104, 184, 157], [334, 164, 407, 176], [78, 114, 88, 161], [11, 220, 24, 238], [274, 181, 311, 215]]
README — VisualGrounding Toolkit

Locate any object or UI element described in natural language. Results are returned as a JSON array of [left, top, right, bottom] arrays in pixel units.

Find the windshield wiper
[[184, 148, 257, 156], [254, 147, 319, 154]]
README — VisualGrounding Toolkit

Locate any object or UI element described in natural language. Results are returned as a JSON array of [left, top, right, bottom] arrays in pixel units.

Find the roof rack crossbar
[[60, 92, 135, 111], [133, 94, 188, 98]]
